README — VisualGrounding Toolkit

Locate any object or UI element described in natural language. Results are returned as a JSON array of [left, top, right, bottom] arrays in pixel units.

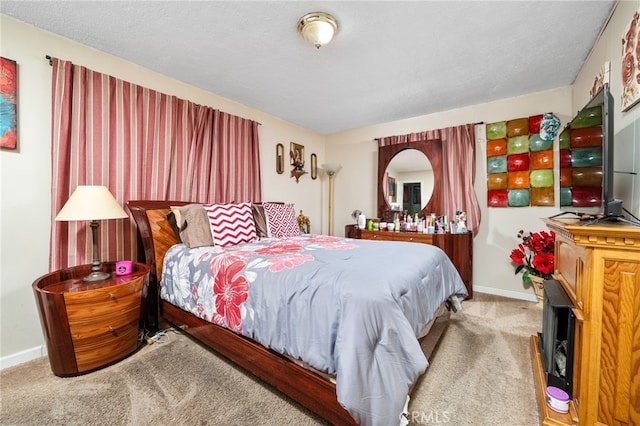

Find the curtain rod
[[374, 121, 485, 140], [43, 54, 262, 126]]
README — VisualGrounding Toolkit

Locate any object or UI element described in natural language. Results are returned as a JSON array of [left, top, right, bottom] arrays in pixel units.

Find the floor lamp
[[322, 163, 341, 235]]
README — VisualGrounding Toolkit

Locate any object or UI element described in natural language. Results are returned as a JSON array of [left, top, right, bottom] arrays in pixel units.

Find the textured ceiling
[[1, 1, 616, 134]]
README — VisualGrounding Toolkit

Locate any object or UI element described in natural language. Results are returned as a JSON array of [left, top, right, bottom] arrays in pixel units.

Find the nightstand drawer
[[68, 307, 141, 340], [71, 313, 141, 371], [64, 276, 144, 323]]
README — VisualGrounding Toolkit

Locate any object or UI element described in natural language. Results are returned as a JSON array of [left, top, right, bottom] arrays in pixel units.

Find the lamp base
[[83, 271, 111, 282]]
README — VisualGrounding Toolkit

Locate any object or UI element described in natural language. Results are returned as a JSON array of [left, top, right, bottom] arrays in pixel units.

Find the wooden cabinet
[[33, 262, 149, 376], [531, 219, 640, 425], [346, 225, 473, 298]]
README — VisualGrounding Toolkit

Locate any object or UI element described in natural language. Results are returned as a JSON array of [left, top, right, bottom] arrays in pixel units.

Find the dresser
[[33, 262, 149, 376], [531, 218, 640, 425], [346, 225, 473, 298]]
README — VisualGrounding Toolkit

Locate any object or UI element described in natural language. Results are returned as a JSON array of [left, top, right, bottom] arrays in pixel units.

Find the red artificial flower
[[510, 229, 555, 283], [509, 248, 525, 265]]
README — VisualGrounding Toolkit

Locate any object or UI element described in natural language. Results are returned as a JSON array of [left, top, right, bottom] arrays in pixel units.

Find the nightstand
[[33, 262, 149, 377]]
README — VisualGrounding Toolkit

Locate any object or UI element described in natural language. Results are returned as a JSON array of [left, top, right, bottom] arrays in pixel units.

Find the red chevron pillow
[[203, 202, 257, 247], [262, 202, 300, 238]]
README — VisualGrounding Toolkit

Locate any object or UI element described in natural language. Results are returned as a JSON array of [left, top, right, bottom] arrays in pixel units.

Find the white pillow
[[262, 202, 300, 238], [203, 202, 257, 247]]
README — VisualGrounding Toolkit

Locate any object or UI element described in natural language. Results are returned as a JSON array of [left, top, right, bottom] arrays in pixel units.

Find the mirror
[[383, 149, 434, 216], [310, 153, 318, 179], [276, 143, 284, 174], [378, 139, 443, 219]]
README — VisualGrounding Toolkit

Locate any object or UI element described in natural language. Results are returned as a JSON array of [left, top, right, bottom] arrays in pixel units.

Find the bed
[[128, 200, 467, 426]]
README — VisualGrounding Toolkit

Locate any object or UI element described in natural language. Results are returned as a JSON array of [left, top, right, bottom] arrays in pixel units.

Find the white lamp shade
[[321, 163, 342, 176], [55, 185, 128, 221]]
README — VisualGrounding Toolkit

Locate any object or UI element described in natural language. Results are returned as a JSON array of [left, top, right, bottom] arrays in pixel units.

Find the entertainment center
[[532, 218, 640, 425]]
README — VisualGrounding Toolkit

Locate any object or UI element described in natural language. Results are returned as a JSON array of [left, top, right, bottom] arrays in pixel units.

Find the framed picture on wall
[[621, 10, 640, 111], [290, 142, 304, 166], [0, 57, 17, 150]]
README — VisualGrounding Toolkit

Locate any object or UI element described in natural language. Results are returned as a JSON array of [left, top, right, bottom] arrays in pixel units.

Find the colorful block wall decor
[[558, 105, 603, 208], [486, 113, 554, 207]]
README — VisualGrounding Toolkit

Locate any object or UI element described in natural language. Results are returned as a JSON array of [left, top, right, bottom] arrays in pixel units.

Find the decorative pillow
[[251, 203, 268, 238], [203, 202, 257, 247], [177, 204, 214, 248], [263, 202, 300, 238]]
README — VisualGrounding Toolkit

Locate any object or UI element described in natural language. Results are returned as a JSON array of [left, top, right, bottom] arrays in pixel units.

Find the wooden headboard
[[128, 200, 190, 330]]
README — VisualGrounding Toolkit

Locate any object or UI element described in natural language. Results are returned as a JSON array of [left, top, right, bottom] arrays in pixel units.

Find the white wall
[[0, 16, 326, 368]]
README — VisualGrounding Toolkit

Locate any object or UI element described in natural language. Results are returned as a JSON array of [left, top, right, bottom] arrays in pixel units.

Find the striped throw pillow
[[263, 202, 300, 238], [203, 202, 257, 247]]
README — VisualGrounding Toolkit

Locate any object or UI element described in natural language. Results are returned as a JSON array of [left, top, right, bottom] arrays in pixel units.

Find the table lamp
[[55, 185, 128, 282]]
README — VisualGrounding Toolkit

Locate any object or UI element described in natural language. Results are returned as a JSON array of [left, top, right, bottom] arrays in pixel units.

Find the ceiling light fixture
[[298, 12, 338, 49]]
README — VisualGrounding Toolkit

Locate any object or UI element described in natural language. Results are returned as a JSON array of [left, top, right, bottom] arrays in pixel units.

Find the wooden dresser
[[346, 225, 473, 298], [33, 262, 149, 376], [531, 218, 640, 425]]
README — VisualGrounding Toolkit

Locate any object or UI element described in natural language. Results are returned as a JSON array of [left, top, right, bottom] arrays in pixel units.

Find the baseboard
[[0, 345, 46, 371], [473, 286, 538, 303]]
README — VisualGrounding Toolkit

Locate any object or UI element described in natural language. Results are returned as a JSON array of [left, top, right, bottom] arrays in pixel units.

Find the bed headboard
[[128, 200, 189, 330]]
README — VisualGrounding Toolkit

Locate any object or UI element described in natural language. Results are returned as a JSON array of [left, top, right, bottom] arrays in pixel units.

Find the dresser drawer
[[397, 233, 434, 244], [64, 276, 144, 323], [368, 232, 395, 241]]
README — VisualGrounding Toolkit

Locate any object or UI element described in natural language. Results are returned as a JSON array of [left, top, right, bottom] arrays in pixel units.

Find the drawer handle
[[109, 293, 116, 300], [109, 326, 116, 333]]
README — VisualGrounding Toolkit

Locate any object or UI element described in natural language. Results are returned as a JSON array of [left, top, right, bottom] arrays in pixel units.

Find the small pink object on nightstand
[[115, 260, 133, 276]]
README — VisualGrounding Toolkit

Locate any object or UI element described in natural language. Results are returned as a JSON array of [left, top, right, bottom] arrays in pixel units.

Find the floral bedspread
[[161, 234, 467, 426]]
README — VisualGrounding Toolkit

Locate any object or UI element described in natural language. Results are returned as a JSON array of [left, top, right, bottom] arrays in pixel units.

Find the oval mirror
[[383, 149, 434, 216], [377, 139, 443, 220]]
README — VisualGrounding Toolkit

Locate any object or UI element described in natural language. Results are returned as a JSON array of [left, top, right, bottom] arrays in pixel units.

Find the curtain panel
[[378, 124, 481, 235], [50, 58, 261, 271]]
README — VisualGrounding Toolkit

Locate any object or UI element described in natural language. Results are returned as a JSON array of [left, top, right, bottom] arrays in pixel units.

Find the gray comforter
[[161, 234, 467, 425]]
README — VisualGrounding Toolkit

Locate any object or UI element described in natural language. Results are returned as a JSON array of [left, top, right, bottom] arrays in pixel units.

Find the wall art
[[621, 9, 640, 111], [486, 114, 555, 207], [0, 57, 17, 150]]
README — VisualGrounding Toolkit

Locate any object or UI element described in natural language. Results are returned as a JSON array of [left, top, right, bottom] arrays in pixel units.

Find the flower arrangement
[[509, 229, 555, 284]]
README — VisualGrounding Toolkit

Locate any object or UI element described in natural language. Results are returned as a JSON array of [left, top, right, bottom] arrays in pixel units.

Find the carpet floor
[[0, 293, 541, 425]]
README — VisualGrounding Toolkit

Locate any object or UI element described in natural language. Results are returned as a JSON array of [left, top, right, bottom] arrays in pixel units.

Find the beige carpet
[[0, 293, 541, 425]]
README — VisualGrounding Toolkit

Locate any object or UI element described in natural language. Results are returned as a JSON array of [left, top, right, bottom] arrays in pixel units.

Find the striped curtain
[[50, 58, 261, 270], [378, 124, 481, 235]]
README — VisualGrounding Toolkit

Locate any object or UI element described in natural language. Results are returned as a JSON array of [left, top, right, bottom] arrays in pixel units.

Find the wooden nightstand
[[33, 262, 149, 377]]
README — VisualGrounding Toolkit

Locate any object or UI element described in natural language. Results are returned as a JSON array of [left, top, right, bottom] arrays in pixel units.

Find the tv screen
[[557, 83, 639, 226]]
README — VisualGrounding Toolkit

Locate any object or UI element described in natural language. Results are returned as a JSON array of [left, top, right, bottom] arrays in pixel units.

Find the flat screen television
[[553, 83, 640, 226]]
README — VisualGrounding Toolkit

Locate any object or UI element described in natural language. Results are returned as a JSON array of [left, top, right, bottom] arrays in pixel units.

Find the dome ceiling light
[[297, 12, 338, 49]]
